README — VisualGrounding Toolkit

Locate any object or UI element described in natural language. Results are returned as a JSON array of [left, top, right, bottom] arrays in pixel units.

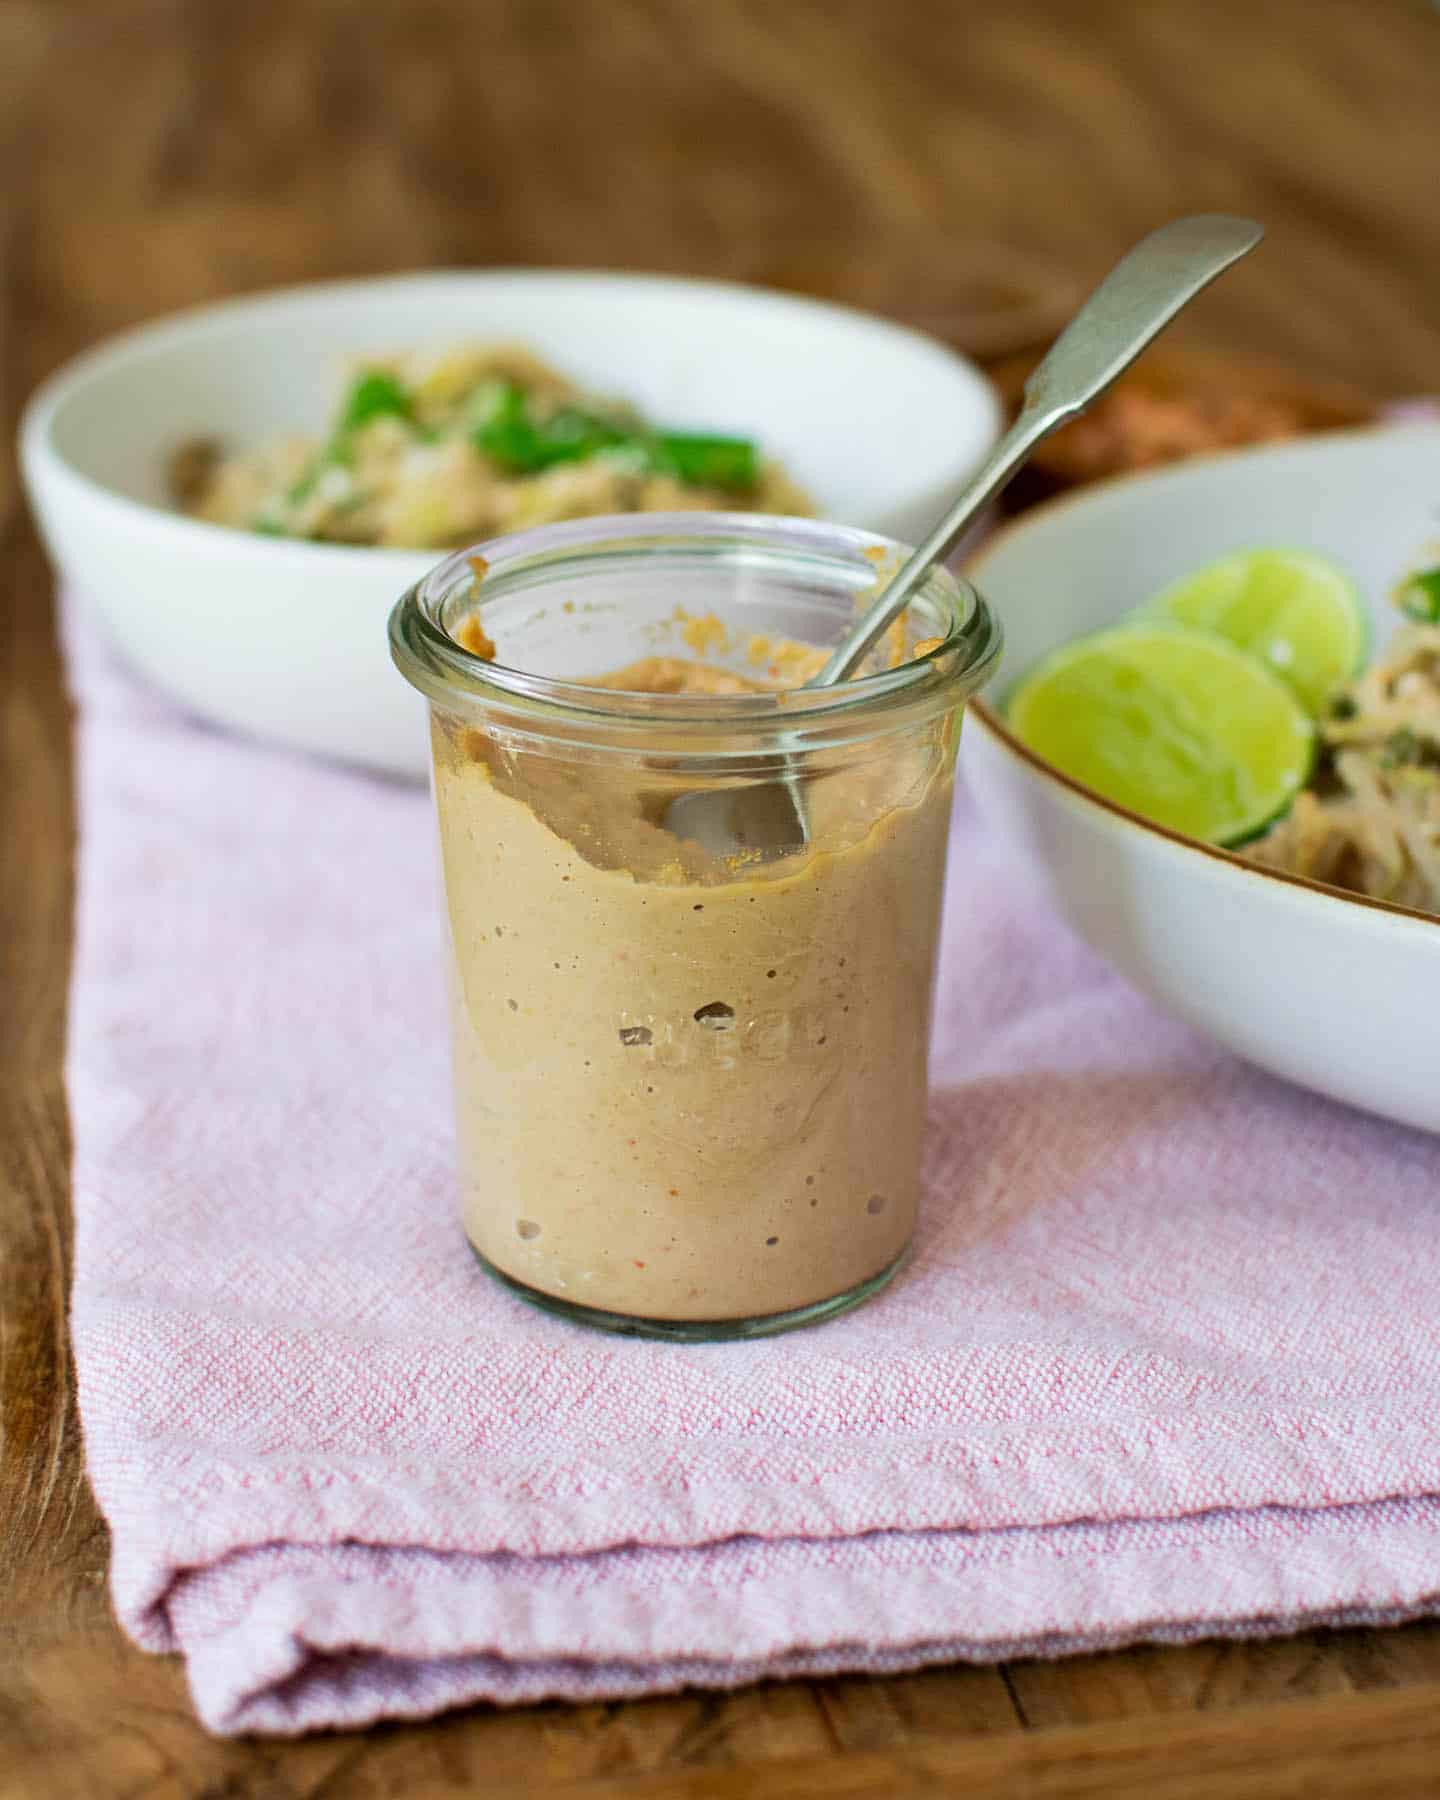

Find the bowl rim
[[18, 265, 1002, 570], [964, 424, 1440, 938]]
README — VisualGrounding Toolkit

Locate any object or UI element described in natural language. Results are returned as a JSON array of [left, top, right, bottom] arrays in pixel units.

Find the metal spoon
[[663, 214, 1264, 861]]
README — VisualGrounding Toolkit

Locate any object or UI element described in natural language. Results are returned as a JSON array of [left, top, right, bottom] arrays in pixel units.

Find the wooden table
[[4, 2, 1440, 1793]]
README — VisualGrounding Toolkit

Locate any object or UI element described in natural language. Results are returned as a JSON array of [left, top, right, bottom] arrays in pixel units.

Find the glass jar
[[390, 514, 1000, 1339]]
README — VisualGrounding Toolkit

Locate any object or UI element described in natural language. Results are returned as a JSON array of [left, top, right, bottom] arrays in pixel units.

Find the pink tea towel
[[67, 613, 1440, 1736]]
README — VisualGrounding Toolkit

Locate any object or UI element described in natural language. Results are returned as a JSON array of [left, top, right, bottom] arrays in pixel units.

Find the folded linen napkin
[[67, 606, 1440, 1736]]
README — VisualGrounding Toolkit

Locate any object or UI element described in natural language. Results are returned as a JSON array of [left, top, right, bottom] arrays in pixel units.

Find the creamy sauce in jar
[[432, 651, 954, 1325]]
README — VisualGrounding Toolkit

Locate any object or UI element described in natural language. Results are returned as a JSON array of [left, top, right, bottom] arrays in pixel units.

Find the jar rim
[[388, 512, 1001, 734]]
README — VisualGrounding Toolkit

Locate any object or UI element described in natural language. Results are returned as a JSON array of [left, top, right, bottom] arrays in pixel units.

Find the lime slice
[[1143, 548, 1366, 715], [1006, 623, 1315, 845]]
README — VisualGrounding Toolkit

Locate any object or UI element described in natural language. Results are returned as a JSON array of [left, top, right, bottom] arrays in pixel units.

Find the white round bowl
[[20, 270, 1000, 777], [963, 425, 1440, 1134]]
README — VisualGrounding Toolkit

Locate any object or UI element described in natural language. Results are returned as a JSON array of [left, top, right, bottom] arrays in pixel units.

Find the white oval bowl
[[20, 270, 1000, 777], [963, 425, 1440, 1134]]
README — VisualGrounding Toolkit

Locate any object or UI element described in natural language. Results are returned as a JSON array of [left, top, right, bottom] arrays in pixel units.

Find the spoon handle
[[816, 213, 1264, 685]]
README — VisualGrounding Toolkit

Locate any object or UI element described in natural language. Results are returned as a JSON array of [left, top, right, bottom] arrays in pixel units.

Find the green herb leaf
[[471, 385, 762, 491], [1398, 566, 1440, 624], [651, 431, 759, 493], [339, 369, 414, 432], [471, 381, 544, 472], [541, 406, 630, 462], [473, 385, 632, 474]]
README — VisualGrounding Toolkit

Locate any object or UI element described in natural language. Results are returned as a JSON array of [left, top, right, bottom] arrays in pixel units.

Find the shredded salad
[[1247, 566, 1440, 913], [172, 344, 812, 549]]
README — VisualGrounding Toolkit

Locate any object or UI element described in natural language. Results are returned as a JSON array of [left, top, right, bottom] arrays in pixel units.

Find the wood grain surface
[[4, 2, 1440, 1795]]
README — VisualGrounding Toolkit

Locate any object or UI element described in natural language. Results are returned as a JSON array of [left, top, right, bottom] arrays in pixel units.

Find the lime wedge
[[1006, 624, 1315, 845], [1143, 548, 1366, 715]]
